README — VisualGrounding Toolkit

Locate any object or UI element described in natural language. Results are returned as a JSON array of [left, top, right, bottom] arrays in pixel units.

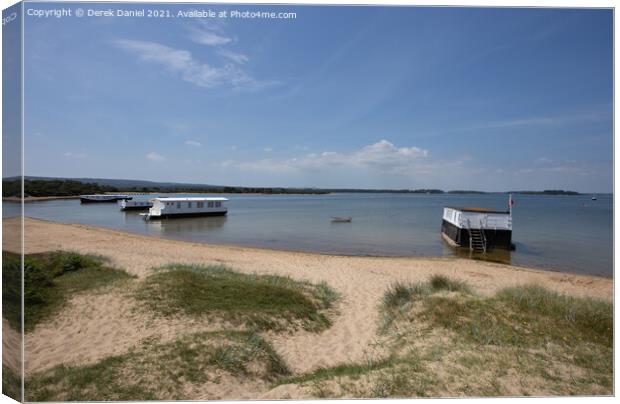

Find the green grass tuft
[[2, 251, 135, 332], [2, 365, 22, 402], [495, 285, 613, 347], [134, 264, 338, 332], [429, 274, 471, 293], [278, 355, 399, 386], [26, 331, 289, 401], [360, 276, 613, 397]]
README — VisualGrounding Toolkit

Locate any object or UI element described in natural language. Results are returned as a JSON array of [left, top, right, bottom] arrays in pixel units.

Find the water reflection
[[147, 216, 228, 235]]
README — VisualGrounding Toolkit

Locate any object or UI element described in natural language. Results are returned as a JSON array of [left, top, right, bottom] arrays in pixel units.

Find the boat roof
[[445, 206, 509, 215], [153, 197, 229, 202], [81, 194, 128, 197]]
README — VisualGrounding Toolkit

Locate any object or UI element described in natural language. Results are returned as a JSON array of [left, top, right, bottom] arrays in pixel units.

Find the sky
[[16, 2, 614, 192]]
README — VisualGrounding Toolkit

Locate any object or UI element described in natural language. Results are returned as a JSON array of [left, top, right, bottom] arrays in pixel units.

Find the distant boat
[[592, 195, 597, 201], [120, 199, 153, 211], [331, 216, 352, 223], [80, 194, 132, 204], [142, 197, 228, 220]]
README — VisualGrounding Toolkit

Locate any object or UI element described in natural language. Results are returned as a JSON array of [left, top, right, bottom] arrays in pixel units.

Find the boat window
[[188, 202, 192, 208], [215, 201, 221, 208], [176, 202, 181, 209], [197, 202, 204, 208], [208, 201, 214, 208]]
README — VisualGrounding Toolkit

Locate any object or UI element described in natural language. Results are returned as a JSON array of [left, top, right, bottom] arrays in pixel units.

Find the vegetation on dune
[[2, 251, 135, 332], [134, 264, 339, 332], [11, 252, 609, 399], [2, 252, 23, 330], [26, 331, 289, 401], [281, 276, 612, 398], [2, 365, 22, 402]]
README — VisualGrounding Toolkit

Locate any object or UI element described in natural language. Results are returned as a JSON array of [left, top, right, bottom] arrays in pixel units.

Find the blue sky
[[20, 3, 613, 192]]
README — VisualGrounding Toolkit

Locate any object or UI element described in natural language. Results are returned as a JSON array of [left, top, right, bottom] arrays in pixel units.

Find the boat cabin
[[81, 194, 132, 203], [144, 197, 228, 219], [120, 200, 153, 211], [441, 206, 513, 252]]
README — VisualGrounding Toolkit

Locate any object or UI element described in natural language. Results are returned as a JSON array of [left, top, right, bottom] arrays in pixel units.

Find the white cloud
[[217, 49, 249, 64], [185, 140, 202, 147], [189, 27, 232, 46], [478, 109, 611, 130], [114, 39, 270, 90], [225, 140, 430, 175], [263, 147, 273, 152], [165, 122, 190, 133], [64, 151, 86, 159], [146, 151, 166, 162]]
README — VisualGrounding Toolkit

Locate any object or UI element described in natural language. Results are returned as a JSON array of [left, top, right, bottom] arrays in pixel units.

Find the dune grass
[[26, 331, 289, 401], [2, 365, 22, 402], [134, 264, 339, 332], [282, 276, 612, 398], [2, 251, 135, 332]]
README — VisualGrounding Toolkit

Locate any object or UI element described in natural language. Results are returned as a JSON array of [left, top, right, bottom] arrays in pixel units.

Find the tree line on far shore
[[2, 179, 329, 197], [2, 179, 582, 198]]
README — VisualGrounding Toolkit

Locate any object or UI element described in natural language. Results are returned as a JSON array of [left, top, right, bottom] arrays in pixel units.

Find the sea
[[2, 193, 613, 278]]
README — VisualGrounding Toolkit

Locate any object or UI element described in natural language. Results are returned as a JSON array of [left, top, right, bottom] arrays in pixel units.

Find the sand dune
[[2, 217, 612, 378]]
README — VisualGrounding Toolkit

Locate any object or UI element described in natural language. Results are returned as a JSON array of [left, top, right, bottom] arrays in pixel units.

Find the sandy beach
[[2, 217, 613, 398]]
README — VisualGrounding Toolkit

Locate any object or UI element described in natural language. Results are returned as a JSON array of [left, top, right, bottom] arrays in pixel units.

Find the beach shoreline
[[8, 214, 614, 279], [4, 216, 613, 289], [2, 217, 613, 390]]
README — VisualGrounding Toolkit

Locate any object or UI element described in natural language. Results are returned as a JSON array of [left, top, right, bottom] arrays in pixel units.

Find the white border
[[0, 2, 616, 404]]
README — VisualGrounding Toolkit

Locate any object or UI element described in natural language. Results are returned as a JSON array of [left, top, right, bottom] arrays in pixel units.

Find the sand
[[2, 217, 613, 382]]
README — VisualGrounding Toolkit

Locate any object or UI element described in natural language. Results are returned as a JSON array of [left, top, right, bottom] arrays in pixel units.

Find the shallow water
[[3, 193, 613, 277]]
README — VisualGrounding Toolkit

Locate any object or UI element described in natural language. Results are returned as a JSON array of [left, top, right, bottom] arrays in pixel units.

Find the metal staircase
[[466, 219, 487, 253]]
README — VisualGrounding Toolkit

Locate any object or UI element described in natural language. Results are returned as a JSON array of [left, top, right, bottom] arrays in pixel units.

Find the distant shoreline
[[1, 190, 608, 205], [3, 195, 81, 203], [3, 178, 596, 198]]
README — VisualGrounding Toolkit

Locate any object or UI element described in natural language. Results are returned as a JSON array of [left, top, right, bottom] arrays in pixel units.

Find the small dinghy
[[331, 216, 352, 223]]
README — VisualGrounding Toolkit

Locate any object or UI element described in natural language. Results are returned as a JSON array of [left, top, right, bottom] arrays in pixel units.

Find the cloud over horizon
[[146, 151, 166, 162], [185, 140, 202, 147], [113, 39, 270, 90], [223, 140, 431, 175]]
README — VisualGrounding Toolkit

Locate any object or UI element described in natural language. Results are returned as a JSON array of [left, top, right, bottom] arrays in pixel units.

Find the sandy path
[[2, 217, 613, 376]]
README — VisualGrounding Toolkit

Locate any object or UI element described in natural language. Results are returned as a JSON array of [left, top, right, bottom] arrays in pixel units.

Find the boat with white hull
[[441, 206, 513, 252], [142, 197, 228, 220], [120, 199, 153, 211], [80, 194, 132, 204]]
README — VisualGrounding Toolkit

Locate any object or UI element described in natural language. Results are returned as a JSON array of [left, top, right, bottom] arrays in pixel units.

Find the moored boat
[[142, 197, 228, 220], [120, 199, 153, 211], [80, 194, 132, 204], [331, 216, 352, 222], [441, 198, 514, 252]]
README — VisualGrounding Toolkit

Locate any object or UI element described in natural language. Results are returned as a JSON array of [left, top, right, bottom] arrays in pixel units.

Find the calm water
[[3, 193, 613, 277]]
